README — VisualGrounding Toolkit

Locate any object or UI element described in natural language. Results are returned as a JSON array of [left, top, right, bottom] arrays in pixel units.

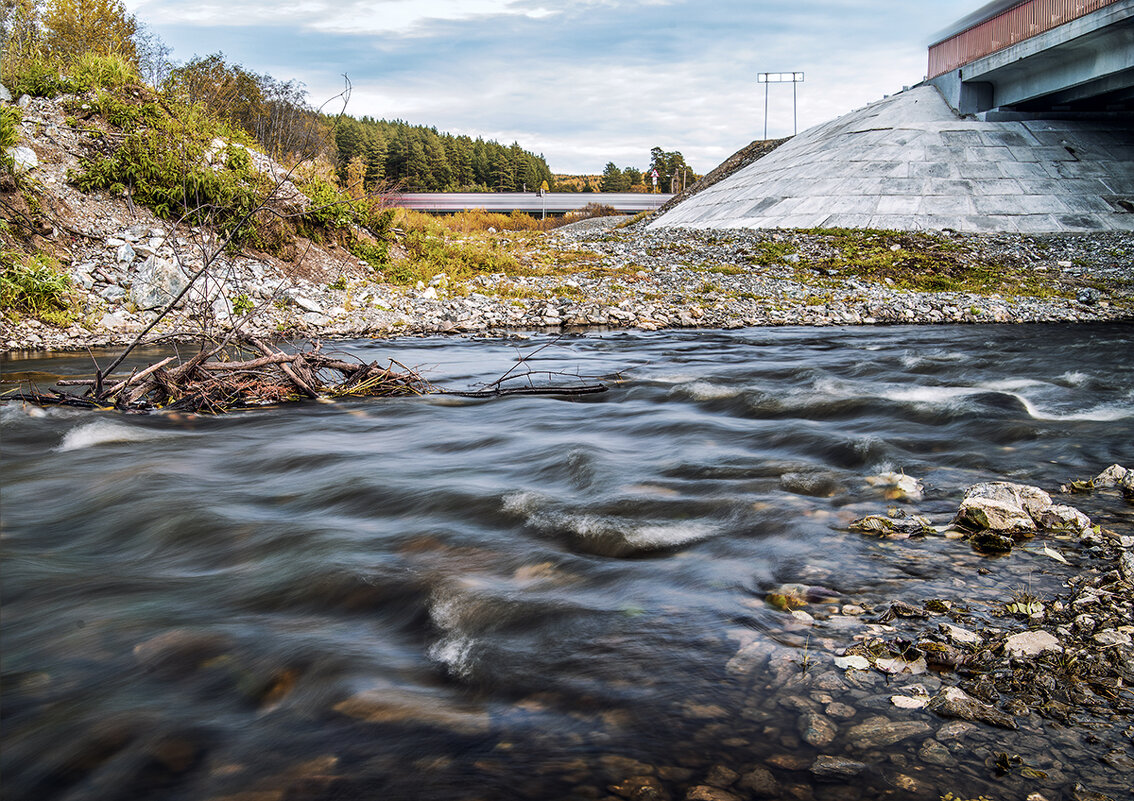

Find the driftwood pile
[[6, 336, 607, 414], [12, 338, 431, 413]]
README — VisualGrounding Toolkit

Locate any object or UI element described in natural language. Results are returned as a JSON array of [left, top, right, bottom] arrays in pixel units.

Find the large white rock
[[1093, 464, 1129, 487], [6, 145, 37, 173], [955, 482, 1052, 535], [130, 256, 188, 310], [1004, 629, 1061, 658]]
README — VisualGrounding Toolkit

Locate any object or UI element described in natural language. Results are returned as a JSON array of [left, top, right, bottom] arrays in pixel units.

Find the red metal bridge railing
[[928, 0, 1119, 78]]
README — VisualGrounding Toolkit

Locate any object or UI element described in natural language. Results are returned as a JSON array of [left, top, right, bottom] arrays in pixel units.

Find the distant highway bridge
[[391, 192, 674, 216]]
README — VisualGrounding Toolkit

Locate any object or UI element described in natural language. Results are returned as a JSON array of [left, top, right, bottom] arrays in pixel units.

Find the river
[[2, 324, 1133, 801]]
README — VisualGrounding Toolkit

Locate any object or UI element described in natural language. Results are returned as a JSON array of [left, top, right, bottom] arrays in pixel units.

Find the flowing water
[[2, 324, 1133, 801]]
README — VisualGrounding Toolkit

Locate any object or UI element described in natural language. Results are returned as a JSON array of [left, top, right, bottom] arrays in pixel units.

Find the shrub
[[70, 51, 136, 92], [0, 252, 75, 325]]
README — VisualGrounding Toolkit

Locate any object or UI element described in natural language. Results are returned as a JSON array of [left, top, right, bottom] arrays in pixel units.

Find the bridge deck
[[391, 192, 673, 215]]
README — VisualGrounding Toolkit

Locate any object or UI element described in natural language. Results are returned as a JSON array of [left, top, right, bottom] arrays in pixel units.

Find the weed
[[749, 240, 798, 266], [1, 105, 22, 151], [327, 277, 347, 291], [615, 209, 654, 229], [231, 294, 254, 315]]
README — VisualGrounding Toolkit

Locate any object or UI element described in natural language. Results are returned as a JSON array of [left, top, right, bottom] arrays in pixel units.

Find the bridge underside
[[930, 0, 1134, 117]]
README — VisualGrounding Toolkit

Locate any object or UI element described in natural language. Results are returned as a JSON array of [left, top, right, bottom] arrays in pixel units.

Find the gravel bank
[[5, 214, 1131, 352]]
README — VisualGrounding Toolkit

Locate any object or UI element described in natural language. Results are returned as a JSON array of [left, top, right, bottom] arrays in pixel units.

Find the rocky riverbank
[[4, 214, 1132, 352]]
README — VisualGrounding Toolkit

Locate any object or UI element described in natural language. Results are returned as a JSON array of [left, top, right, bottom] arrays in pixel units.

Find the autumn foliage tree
[[42, 0, 137, 61]]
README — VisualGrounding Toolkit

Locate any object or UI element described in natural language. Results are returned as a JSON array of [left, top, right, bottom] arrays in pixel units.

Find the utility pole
[[757, 72, 805, 138]]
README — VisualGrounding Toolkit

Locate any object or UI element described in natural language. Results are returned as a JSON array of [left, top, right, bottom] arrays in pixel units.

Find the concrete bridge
[[928, 0, 1133, 117], [391, 192, 673, 216]]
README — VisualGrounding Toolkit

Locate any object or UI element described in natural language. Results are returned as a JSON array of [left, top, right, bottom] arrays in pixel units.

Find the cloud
[[130, 0, 967, 174]]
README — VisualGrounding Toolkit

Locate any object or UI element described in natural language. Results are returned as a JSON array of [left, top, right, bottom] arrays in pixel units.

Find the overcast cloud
[[126, 1, 968, 174]]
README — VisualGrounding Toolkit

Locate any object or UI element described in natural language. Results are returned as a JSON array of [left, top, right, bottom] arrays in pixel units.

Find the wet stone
[[704, 765, 739, 788], [737, 767, 779, 798], [684, 787, 741, 801], [825, 702, 857, 719], [799, 712, 838, 747], [846, 716, 932, 749], [767, 753, 811, 771], [609, 775, 671, 801], [809, 755, 867, 780], [935, 721, 978, 741], [917, 739, 956, 767], [927, 686, 1017, 730]]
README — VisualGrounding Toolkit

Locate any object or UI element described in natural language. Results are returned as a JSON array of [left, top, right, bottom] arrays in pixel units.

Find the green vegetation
[[1, 251, 75, 325], [791, 228, 1059, 296], [231, 293, 254, 315], [749, 240, 798, 266], [385, 209, 522, 286], [1, 105, 21, 169]]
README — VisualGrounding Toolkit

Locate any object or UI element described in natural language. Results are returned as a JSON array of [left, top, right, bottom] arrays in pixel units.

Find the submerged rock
[[333, 688, 490, 735], [810, 755, 867, 780], [927, 686, 1017, 730], [736, 767, 778, 797], [684, 786, 740, 801], [846, 716, 932, 748], [609, 775, 670, 801]]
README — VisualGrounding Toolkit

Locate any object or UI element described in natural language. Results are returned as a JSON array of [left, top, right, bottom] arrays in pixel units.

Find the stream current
[[2, 324, 1133, 801]]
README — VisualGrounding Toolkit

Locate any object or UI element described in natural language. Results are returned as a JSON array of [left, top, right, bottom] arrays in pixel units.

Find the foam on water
[[428, 634, 477, 679], [57, 420, 170, 451], [673, 381, 742, 401], [880, 385, 1133, 421], [624, 522, 715, 549]]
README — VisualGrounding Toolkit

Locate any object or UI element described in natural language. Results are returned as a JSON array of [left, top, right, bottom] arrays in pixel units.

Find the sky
[[124, 1, 971, 175]]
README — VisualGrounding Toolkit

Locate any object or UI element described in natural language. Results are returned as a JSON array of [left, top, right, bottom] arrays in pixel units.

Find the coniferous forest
[[333, 117, 557, 193]]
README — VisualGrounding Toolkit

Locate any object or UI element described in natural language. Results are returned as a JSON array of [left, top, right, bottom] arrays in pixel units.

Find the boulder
[[130, 256, 188, 310], [954, 482, 1051, 535], [0, 82, 11, 102]]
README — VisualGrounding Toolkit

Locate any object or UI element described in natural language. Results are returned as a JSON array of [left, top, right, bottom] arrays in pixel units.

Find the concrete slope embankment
[[650, 85, 1134, 234]]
